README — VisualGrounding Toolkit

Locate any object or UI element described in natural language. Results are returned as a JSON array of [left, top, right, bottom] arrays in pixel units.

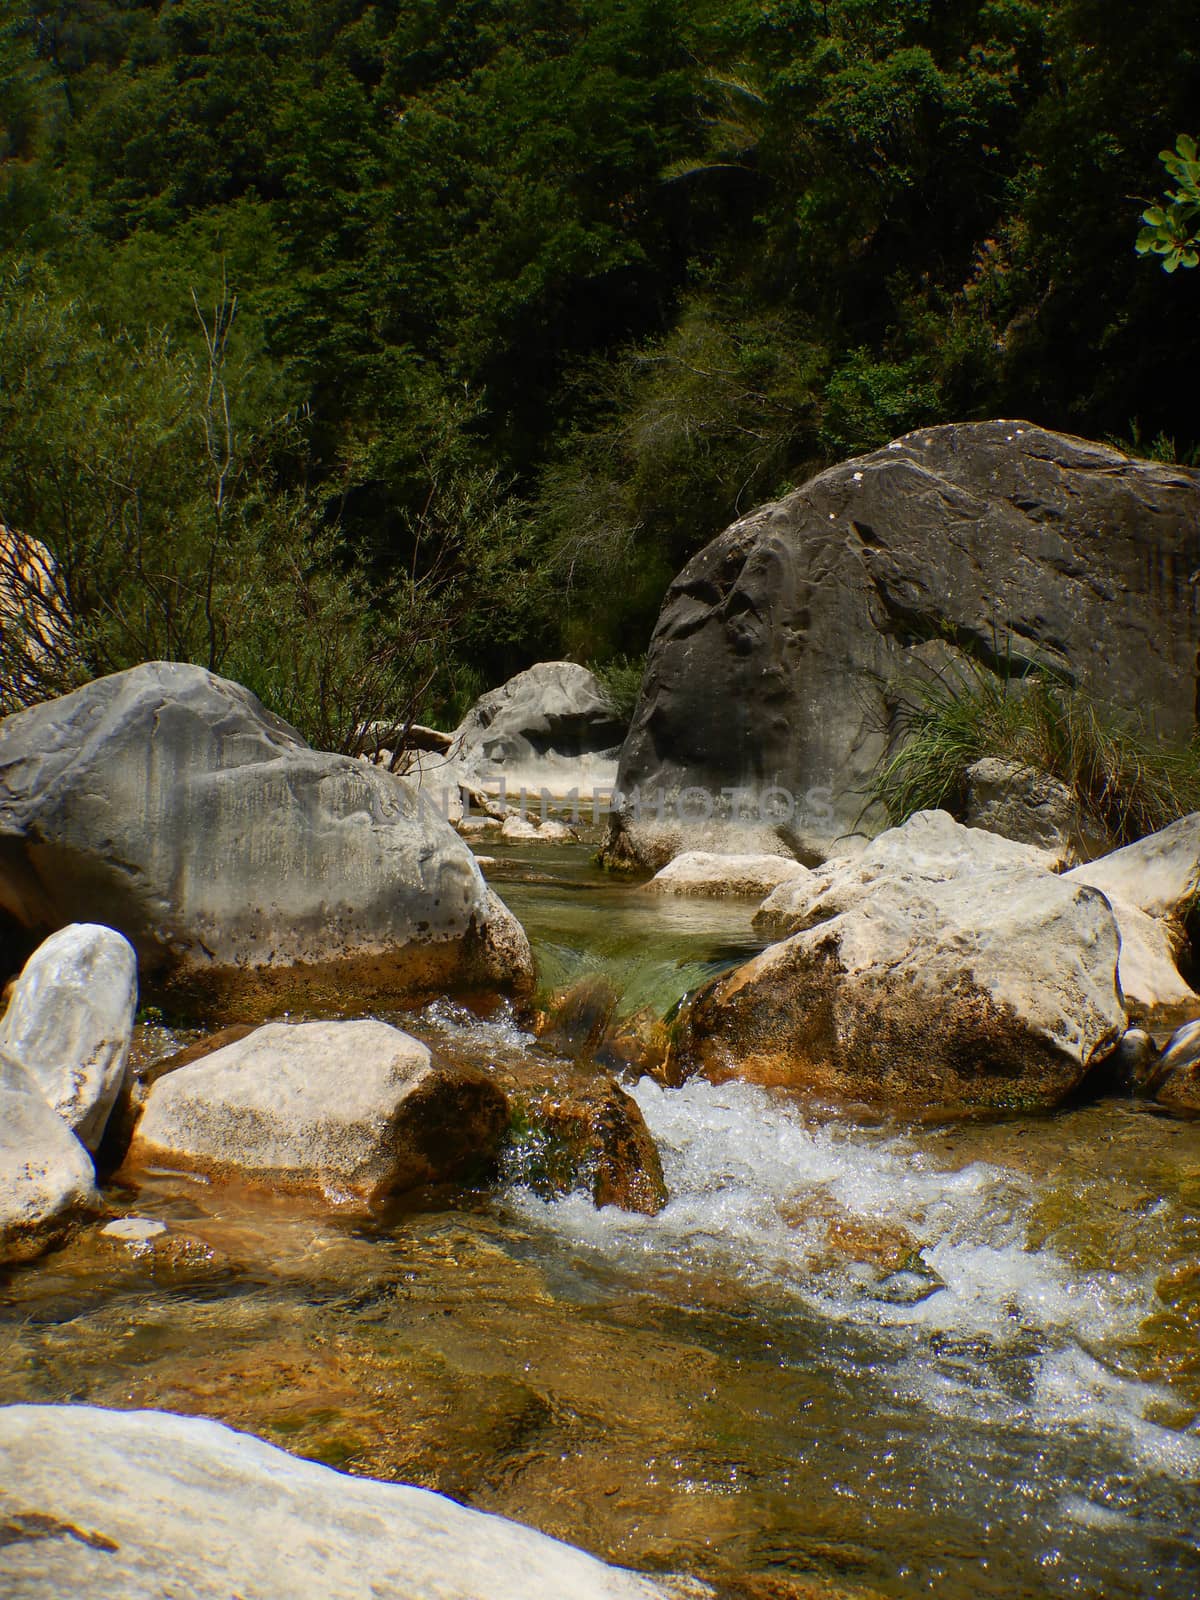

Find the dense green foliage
[[871, 660, 1200, 847], [2, 0, 1197, 734]]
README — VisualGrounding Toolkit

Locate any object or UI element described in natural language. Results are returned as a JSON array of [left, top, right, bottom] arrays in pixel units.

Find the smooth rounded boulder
[[0, 1047, 99, 1265], [126, 1019, 508, 1207], [607, 423, 1200, 866], [0, 923, 137, 1151], [454, 660, 626, 799], [0, 1404, 691, 1600], [0, 663, 533, 1016]]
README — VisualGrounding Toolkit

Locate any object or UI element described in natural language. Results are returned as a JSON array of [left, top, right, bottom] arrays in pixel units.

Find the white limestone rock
[[0, 923, 137, 1151]]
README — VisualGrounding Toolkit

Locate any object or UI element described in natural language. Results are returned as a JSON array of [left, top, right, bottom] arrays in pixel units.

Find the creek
[[2, 843, 1198, 1598]]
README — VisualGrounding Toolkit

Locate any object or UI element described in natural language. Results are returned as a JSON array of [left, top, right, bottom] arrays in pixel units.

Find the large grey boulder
[[673, 812, 1126, 1115], [454, 661, 626, 800], [0, 663, 533, 1016], [0, 923, 137, 1151], [0, 1048, 99, 1265], [127, 1020, 508, 1207], [608, 423, 1200, 867], [0, 1405, 697, 1600]]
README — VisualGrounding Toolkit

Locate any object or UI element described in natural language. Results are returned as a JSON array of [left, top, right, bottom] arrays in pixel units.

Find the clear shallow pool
[[1, 845, 1198, 1599]]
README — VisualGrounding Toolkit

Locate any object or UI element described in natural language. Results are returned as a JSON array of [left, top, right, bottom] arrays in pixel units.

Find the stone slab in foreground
[[126, 1020, 507, 1207], [0, 1404, 701, 1600]]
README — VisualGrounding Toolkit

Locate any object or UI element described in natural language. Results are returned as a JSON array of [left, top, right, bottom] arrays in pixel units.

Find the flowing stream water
[[2, 843, 1199, 1598]]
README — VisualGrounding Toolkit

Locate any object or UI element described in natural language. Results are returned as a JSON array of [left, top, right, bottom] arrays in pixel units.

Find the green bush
[[871, 658, 1200, 847], [592, 653, 646, 723]]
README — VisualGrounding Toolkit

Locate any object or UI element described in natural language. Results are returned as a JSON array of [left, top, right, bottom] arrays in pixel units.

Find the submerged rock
[[672, 816, 1126, 1114], [498, 813, 579, 843], [0, 923, 137, 1152], [608, 423, 1200, 865], [126, 1020, 508, 1208], [645, 851, 811, 899], [499, 1060, 668, 1216], [0, 662, 533, 1017], [1147, 1018, 1200, 1115], [0, 1404, 691, 1600], [0, 1047, 99, 1266]]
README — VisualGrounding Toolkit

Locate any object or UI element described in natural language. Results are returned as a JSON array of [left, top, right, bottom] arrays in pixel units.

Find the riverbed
[[2, 844, 1198, 1598]]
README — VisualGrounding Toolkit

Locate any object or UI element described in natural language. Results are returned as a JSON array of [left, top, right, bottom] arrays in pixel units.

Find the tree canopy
[[1, 0, 1197, 731]]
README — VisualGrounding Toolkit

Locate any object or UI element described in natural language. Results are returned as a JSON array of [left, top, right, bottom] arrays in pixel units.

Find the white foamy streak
[[506, 1078, 1200, 1478]]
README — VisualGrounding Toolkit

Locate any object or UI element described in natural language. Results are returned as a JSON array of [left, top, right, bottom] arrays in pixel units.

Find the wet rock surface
[[499, 1059, 668, 1216]]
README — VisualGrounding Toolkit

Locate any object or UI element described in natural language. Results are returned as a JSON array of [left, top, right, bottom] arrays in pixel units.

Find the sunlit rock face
[[126, 1019, 508, 1208], [0, 1404, 686, 1600], [609, 423, 1200, 867], [0, 1047, 99, 1266], [0, 662, 533, 1017], [0, 923, 137, 1152], [671, 812, 1127, 1116], [453, 660, 626, 800]]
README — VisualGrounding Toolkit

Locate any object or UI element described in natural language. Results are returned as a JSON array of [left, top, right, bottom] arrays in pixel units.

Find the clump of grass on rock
[[872, 661, 1200, 847]]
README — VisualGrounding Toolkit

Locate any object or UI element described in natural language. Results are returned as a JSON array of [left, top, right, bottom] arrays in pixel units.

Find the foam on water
[[506, 1077, 1200, 1482]]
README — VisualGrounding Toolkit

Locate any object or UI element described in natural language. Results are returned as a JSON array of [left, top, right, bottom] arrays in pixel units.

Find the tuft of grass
[[870, 660, 1200, 847], [592, 653, 646, 723]]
